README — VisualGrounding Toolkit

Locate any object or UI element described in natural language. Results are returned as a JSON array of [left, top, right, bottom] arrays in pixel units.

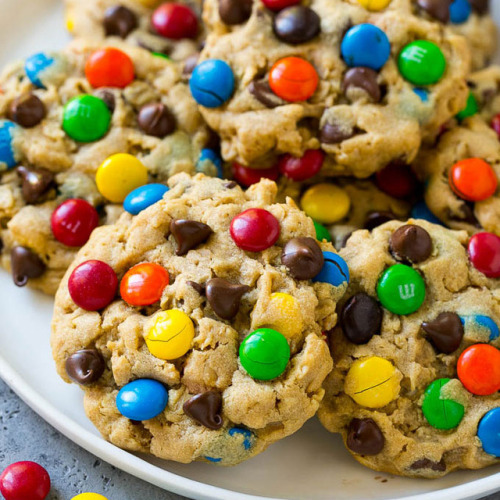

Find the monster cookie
[[467, 65, 500, 127], [318, 219, 500, 477], [51, 173, 349, 465]]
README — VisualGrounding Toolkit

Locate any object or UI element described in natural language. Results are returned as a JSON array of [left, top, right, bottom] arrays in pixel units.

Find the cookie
[[318, 219, 500, 478], [468, 65, 500, 124], [51, 173, 349, 465]]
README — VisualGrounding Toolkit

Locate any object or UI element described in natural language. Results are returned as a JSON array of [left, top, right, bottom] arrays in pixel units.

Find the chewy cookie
[[51, 173, 349, 465], [318, 219, 500, 478]]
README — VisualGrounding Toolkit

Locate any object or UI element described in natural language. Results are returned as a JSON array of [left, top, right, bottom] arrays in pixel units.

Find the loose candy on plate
[[71, 494, 108, 500], [0, 461, 51, 500]]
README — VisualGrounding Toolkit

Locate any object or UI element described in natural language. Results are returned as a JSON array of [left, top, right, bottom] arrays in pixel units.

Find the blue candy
[[413, 88, 429, 102], [450, 0, 472, 24], [204, 427, 254, 463], [123, 183, 169, 215], [25, 52, 55, 88], [189, 60, 235, 108], [196, 148, 223, 178], [313, 252, 350, 287], [478, 408, 500, 457], [411, 200, 443, 226], [460, 315, 500, 341], [0, 120, 18, 169], [341, 24, 391, 71], [228, 427, 253, 450], [116, 379, 168, 421]]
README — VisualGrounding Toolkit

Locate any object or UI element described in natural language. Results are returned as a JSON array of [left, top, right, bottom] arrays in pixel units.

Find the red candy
[[457, 344, 500, 396], [232, 162, 279, 187], [491, 113, 500, 140], [230, 208, 280, 252], [449, 158, 497, 202], [279, 149, 324, 181], [269, 57, 319, 102], [151, 3, 198, 39], [51, 199, 99, 247], [261, 0, 301, 11], [0, 461, 51, 500], [85, 47, 135, 88], [375, 162, 418, 199], [68, 260, 118, 311], [468, 232, 500, 278], [120, 262, 170, 306]]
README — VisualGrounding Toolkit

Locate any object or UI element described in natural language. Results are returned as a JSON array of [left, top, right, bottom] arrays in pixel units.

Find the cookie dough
[[468, 65, 500, 123]]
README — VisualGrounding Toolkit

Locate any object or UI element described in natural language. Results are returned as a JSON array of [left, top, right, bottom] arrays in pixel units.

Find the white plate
[[1, 1, 500, 499]]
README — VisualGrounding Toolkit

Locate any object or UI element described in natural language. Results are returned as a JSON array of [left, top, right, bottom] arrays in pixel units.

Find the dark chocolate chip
[[342, 67, 381, 103], [206, 277, 250, 320], [416, 0, 451, 23], [183, 390, 223, 430], [422, 312, 464, 354], [17, 165, 55, 204], [170, 219, 213, 256], [346, 418, 385, 456], [10, 246, 46, 287], [364, 211, 397, 231], [65, 349, 105, 386], [469, 0, 489, 14], [281, 237, 324, 280], [389, 225, 432, 263], [409, 458, 446, 472], [224, 181, 237, 189], [94, 89, 116, 113], [138, 103, 176, 138], [187, 280, 206, 295], [103, 5, 138, 38], [341, 293, 383, 345], [320, 122, 356, 144], [248, 78, 284, 108], [183, 53, 200, 75], [218, 0, 252, 25], [205, 128, 221, 151], [273, 6, 320, 45], [8, 93, 46, 128]]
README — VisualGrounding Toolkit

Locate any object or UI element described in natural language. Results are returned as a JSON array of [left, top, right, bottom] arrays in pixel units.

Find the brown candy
[[218, 0, 252, 25], [103, 5, 138, 38], [409, 458, 446, 472], [17, 165, 55, 204], [342, 67, 381, 103], [94, 89, 116, 113], [389, 225, 432, 263], [138, 103, 176, 138], [364, 211, 397, 231], [206, 278, 250, 320], [341, 293, 383, 345], [273, 6, 320, 45], [183, 391, 223, 430], [65, 349, 105, 386], [249, 78, 284, 108], [320, 122, 357, 144], [10, 246, 46, 287], [281, 237, 324, 280], [8, 93, 46, 128], [470, 0, 489, 14], [422, 312, 464, 354], [346, 418, 385, 455], [416, 0, 451, 23], [170, 219, 213, 256]]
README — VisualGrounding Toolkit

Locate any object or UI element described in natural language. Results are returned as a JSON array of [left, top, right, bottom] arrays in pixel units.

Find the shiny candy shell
[[232, 162, 279, 187], [314, 221, 332, 242], [457, 92, 479, 121], [120, 262, 169, 306], [257, 292, 303, 340], [24, 52, 55, 88], [71, 495, 108, 500], [478, 408, 500, 457], [269, 57, 319, 102], [457, 344, 500, 396], [196, 148, 223, 178], [376, 162, 418, 199], [230, 208, 280, 252], [449, 158, 497, 202], [85, 48, 135, 89], [300, 183, 351, 224], [410, 200, 443, 226], [189, 59, 235, 108], [0, 120, 18, 169], [450, 0, 472, 23], [124, 183, 169, 215], [116, 379, 169, 421], [422, 378, 465, 430], [312, 251, 350, 287], [468, 232, 500, 278], [398, 40, 446, 86], [278, 149, 324, 181], [151, 2, 198, 39], [261, 0, 301, 10], [356, 0, 392, 10], [461, 315, 500, 341], [0, 462, 51, 500]]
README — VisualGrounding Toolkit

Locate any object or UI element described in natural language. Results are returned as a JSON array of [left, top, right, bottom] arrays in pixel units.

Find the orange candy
[[120, 263, 169, 306], [449, 158, 498, 202], [85, 48, 135, 89], [268, 57, 319, 102], [457, 344, 500, 396]]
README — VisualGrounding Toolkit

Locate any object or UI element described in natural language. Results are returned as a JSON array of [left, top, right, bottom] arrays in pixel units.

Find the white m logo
[[399, 284, 415, 300]]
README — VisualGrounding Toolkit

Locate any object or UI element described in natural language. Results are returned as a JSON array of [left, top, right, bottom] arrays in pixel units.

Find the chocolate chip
[[224, 181, 237, 189], [206, 278, 250, 320], [320, 122, 356, 144], [470, 0, 489, 14], [340, 231, 353, 249], [450, 203, 481, 228], [8, 93, 46, 128], [409, 458, 446, 472], [104, 5, 138, 38], [138, 103, 176, 138], [416, 0, 451, 23], [65, 349, 105, 386], [187, 280, 206, 295], [249, 78, 284, 108], [341, 293, 383, 345], [170, 219, 213, 256], [94, 89, 116, 113], [273, 6, 320, 45], [17, 165, 55, 204], [218, 0, 252, 25], [183, 391, 223, 430], [346, 418, 384, 456], [183, 53, 200, 75], [10, 246, 46, 287], [389, 225, 432, 263], [422, 312, 464, 354], [342, 67, 381, 103], [281, 237, 324, 280], [364, 211, 397, 231]]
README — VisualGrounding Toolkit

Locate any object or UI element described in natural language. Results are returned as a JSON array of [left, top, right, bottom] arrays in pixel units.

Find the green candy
[[398, 40, 446, 86], [314, 221, 332, 242], [239, 328, 290, 381], [63, 95, 111, 143], [422, 378, 465, 430], [376, 264, 425, 315], [456, 92, 478, 121], [152, 52, 170, 60]]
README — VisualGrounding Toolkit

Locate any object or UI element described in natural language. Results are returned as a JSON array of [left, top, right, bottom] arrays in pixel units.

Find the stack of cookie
[[1, 0, 499, 479]]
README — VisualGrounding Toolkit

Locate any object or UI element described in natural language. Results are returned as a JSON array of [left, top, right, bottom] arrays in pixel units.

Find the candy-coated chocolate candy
[[341, 293, 383, 345], [273, 6, 320, 45], [268, 57, 319, 102], [11, 246, 46, 287], [146, 309, 195, 359], [377, 264, 426, 315], [204, 428, 254, 463], [375, 162, 418, 199], [341, 24, 391, 71], [196, 148, 223, 178], [461, 315, 500, 341], [300, 183, 351, 224], [120, 263, 169, 306], [138, 0, 161, 6], [356, 0, 392, 10], [104, 5, 138, 38], [449, 158, 497, 202], [68, 260, 118, 311], [450, 0, 472, 23], [65, 349, 105, 386], [63, 95, 111, 142], [413, 87, 429, 102], [411, 200, 443, 226], [124, 183, 169, 215], [312, 251, 350, 287], [491, 113, 500, 140], [278, 149, 324, 181], [456, 91, 479, 121], [239, 328, 290, 380], [219, 0, 253, 25], [230, 208, 280, 252], [457, 344, 500, 395], [116, 379, 168, 421], [71, 494, 108, 500], [468, 232, 500, 278], [478, 408, 500, 457], [398, 40, 446, 86], [51, 199, 99, 247], [85, 48, 135, 88], [0, 462, 50, 500], [345, 356, 400, 408], [189, 60, 235, 108], [261, 0, 301, 11], [0, 120, 18, 169], [151, 3, 198, 39], [260, 292, 303, 339], [232, 162, 279, 186], [24, 52, 55, 88], [96, 153, 148, 203], [314, 221, 332, 242], [422, 378, 465, 430]]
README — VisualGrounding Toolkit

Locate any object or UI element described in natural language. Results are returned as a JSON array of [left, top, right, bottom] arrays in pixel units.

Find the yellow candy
[[137, 0, 162, 6], [256, 293, 303, 340], [300, 184, 351, 225], [96, 154, 148, 203], [356, 0, 392, 11], [344, 356, 400, 408], [71, 495, 108, 500], [65, 15, 75, 33], [146, 309, 195, 360]]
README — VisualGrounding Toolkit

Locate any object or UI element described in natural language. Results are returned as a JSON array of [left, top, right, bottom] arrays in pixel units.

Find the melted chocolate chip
[[320, 122, 356, 144], [249, 78, 284, 108], [346, 418, 385, 456], [17, 165, 55, 204], [206, 278, 250, 319], [389, 225, 432, 263], [422, 312, 464, 354], [281, 237, 324, 280], [218, 0, 252, 25], [187, 280, 206, 295], [93, 89, 116, 113], [103, 5, 138, 38], [183, 53, 200, 75], [183, 391, 223, 430], [416, 0, 451, 23], [273, 6, 320, 45], [65, 349, 105, 386], [8, 93, 46, 128], [10, 246, 46, 287], [470, 0, 489, 14], [342, 67, 381, 103], [409, 458, 446, 472], [138, 103, 176, 138], [364, 211, 397, 231], [170, 219, 213, 256], [341, 293, 383, 345]]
